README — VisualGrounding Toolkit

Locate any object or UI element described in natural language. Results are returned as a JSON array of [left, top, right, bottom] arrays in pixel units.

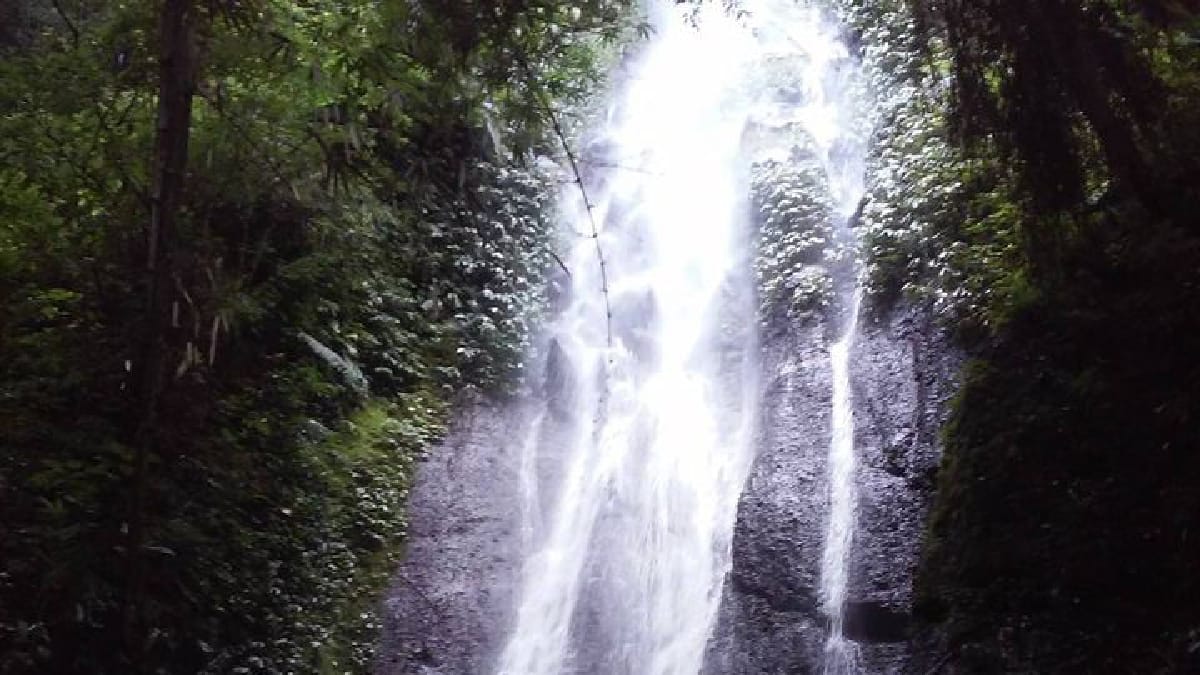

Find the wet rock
[[706, 320, 833, 674], [375, 395, 526, 675], [707, 300, 960, 674], [544, 339, 574, 419], [842, 601, 910, 644], [848, 302, 961, 672]]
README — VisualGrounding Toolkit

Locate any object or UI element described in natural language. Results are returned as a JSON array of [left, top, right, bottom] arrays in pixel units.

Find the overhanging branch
[[516, 56, 614, 348]]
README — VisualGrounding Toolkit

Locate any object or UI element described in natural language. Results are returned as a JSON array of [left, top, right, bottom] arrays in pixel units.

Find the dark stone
[[705, 300, 961, 674], [375, 394, 527, 675], [377, 296, 961, 675], [841, 601, 910, 644], [845, 301, 962, 672], [544, 338, 574, 418], [704, 319, 833, 674]]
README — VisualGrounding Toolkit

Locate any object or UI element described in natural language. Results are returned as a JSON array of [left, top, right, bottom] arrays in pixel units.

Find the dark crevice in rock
[[841, 601, 911, 644]]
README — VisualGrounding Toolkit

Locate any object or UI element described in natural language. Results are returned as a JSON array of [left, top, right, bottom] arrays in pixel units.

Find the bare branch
[[578, 159, 661, 176], [548, 249, 572, 280], [515, 56, 614, 348], [50, 0, 80, 46]]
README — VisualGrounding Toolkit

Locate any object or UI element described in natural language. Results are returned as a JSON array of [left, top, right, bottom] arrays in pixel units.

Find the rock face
[[707, 302, 960, 674], [375, 396, 525, 675], [847, 303, 962, 672], [378, 301, 960, 675], [705, 319, 834, 674]]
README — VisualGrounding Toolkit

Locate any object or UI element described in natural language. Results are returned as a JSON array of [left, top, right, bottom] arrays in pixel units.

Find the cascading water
[[795, 11, 868, 673], [821, 288, 863, 673], [804, 26, 867, 675], [498, 5, 759, 673], [497, 2, 868, 674]]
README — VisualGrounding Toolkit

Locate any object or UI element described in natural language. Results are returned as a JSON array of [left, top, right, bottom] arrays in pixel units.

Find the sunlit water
[[497, 2, 867, 674], [822, 288, 863, 673], [802, 10, 868, 674]]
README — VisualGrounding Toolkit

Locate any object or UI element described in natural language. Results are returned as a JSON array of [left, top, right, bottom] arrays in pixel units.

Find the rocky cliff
[[376, 398, 525, 675], [707, 301, 960, 674]]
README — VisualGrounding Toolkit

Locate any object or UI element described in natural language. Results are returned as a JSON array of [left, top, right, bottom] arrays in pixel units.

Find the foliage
[[189, 397, 439, 674], [841, 0, 1200, 327], [0, 0, 638, 672], [915, 219, 1200, 668], [742, 17, 868, 332], [903, 0, 1198, 212], [838, 0, 1200, 669], [751, 157, 840, 325], [835, 0, 1023, 328]]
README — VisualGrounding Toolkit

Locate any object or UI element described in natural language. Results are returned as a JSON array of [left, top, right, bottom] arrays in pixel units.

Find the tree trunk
[[1034, 1, 1159, 209], [125, 0, 195, 669]]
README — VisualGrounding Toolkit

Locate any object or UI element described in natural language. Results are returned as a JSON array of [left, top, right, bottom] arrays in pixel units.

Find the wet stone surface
[[706, 302, 960, 674], [706, 319, 834, 675], [375, 396, 525, 675]]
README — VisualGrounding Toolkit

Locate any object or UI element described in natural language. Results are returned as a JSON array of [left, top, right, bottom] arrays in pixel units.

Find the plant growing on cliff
[[838, 1, 1200, 670], [752, 158, 840, 324], [0, 0, 639, 672]]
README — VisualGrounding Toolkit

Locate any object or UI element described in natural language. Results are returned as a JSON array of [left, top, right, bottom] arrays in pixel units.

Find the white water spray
[[821, 288, 863, 673], [785, 7, 869, 673], [498, 2, 867, 674]]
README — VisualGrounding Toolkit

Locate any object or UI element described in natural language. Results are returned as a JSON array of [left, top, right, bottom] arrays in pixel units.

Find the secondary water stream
[[822, 287, 863, 673], [496, 2, 867, 673]]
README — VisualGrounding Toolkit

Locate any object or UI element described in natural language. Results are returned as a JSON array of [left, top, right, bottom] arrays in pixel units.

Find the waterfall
[[796, 6, 868, 672], [497, 2, 867, 674], [821, 288, 863, 673], [497, 5, 759, 673], [801, 12, 868, 674]]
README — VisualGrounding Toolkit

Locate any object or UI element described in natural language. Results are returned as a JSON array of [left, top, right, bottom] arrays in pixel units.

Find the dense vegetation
[[840, 0, 1200, 669], [0, 0, 635, 672], [752, 152, 838, 325]]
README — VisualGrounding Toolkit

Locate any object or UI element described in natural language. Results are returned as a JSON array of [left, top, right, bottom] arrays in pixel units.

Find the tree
[[0, 0, 640, 671], [125, 0, 197, 667]]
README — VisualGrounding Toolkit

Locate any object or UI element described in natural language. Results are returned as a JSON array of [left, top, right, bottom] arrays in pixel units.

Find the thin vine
[[517, 56, 614, 348]]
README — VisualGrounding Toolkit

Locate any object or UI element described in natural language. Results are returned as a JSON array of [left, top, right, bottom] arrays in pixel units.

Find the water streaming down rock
[[802, 19, 869, 675], [699, 2, 902, 673], [378, 3, 965, 674], [499, 3, 866, 674], [822, 288, 863, 673], [496, 4, 762, 673]]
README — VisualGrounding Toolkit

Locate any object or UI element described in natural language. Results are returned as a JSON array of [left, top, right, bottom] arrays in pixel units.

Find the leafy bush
[[751, 158, 842, 324], [0, 0, 638, 672]]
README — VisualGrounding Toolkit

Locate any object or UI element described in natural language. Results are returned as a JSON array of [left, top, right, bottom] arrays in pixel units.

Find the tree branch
[[548, 248, 572, 280], [50, 0, 80, 46], [515, 55, 613, 347]]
